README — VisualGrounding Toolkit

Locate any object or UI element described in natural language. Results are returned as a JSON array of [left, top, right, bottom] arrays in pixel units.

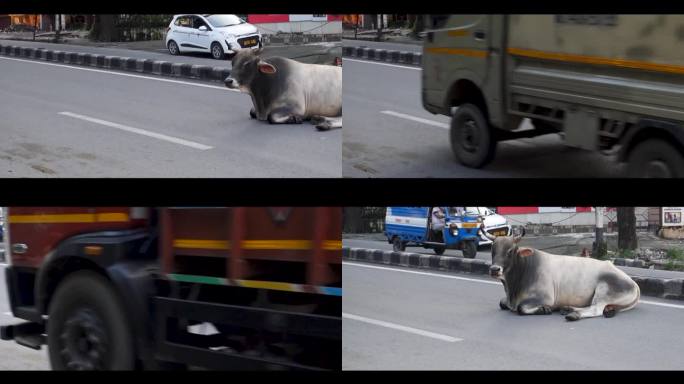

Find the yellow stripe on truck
[[425, 47, 488, 58], [172, 239, 342, 251], [242, 240, 312, 250], [508, 47, 684, 75], [8, 213, 129, 224], [173, 239, 230, 250]]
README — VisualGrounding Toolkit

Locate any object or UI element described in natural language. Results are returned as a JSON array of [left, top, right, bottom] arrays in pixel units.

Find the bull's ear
[[517, 247, 534, 257], [257, 61, 277, 74]]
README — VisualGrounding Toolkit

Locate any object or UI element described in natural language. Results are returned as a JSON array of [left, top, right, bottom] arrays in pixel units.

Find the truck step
[[15, 334, 44, 350]]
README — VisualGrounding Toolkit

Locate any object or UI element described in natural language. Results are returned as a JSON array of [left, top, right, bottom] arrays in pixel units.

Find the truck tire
[[392, 237, 406, 252], [433, 246, 446, 255], [462, 241, 478, 259], [626, 139, 684, 178], [450, 103, 497, 168], [47, 271, 135, 370]]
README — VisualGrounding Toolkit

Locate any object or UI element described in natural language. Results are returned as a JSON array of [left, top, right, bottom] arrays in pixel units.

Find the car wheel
[[47, 271, 135, 370], [462, 241, 478, 259], [626, 139, 684, 178], [167, 40, 179, 56], [211, 42, 225, 60], [450, 103, 497, 168], [392, 237, 406, 252]]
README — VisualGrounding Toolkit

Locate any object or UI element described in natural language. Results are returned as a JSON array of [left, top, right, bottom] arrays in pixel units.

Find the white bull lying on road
[[481, 226, 640, 321], [224, 48, 342, 131]]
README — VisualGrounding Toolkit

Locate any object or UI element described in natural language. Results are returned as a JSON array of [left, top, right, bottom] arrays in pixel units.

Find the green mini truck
[[422, 15, 684, 177]]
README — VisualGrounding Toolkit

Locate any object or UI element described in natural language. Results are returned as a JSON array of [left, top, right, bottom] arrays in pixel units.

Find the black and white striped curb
[[0, 43, 231, 83], [343, 247, 684, 301], [342, 45, 422, 66]]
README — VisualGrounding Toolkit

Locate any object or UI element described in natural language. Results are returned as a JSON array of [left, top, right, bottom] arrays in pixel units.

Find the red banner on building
[[247, 14, 343, 23], [497, 207, 593, 214], [247, 14, 289, 24]]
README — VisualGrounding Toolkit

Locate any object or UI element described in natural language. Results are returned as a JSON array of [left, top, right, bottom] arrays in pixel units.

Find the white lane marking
[[343, 261, 500, 285], [3, 312, 12, 316], [344, 261, 684, 310], [640, 300, 684, 309], [380, 110, 449, 129], [58, 112, 213, 150], [343, 313, 462, 342], [0, 56, 237, 92], [344, 58, 421, 70]]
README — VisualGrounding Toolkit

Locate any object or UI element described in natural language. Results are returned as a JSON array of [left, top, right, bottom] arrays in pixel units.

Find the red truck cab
[[1, 207, 341, 370]]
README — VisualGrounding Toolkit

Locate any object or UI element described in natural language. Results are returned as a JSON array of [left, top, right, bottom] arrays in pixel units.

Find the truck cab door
[[422, 15, 505, 127]]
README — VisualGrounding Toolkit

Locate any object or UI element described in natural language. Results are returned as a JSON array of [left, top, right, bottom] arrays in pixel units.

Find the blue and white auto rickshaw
[[384, 207, 482, 258]]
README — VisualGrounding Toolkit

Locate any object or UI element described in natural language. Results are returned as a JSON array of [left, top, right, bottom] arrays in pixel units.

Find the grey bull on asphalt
[[224, 49, 342, 131], [483, 226, 641, 321]]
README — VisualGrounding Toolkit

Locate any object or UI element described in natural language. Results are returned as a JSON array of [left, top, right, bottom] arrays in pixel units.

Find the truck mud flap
[[153, 297, 340, 370]]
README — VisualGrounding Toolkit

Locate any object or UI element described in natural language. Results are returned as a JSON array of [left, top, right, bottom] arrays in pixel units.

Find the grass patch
[[664, 248, 684, 271], [666, 248, 684, 261], [617, 249, 637, 259]]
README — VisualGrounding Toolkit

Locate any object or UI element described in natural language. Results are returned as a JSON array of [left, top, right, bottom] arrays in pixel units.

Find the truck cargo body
[[1, 207, 341, 370], [422, 15, 684, 175]]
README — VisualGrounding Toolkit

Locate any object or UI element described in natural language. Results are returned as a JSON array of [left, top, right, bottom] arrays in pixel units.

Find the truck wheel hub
[[60, 309, 108, 370], [462, 119, 479, 151]]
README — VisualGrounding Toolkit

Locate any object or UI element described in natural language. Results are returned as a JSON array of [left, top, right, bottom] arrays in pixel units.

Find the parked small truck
[[422, 15, 684, 177], [1, 207, 341, 370]]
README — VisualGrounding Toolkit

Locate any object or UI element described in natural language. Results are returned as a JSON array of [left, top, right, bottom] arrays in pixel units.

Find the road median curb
[[0, 42, 228, 84], [343, 45, 422, 66], [343, 247, 684, 301]]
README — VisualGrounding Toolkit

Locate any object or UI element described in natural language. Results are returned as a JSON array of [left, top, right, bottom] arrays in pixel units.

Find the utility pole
[[376, 14, 382, 42], [593, 207, 606, 258]]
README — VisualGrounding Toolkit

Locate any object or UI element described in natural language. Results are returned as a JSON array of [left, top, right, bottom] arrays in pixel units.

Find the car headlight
[[223, 33, 235, 40]]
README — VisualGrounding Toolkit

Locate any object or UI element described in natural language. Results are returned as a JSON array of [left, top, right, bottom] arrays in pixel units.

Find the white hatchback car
[[165, 14, 262, 60]]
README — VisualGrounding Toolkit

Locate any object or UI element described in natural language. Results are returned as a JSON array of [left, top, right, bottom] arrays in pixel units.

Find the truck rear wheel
[[450, 103, 497, 168], [626, 139, 684, 178], [392, 237, 406, 252], [462, 241, 477, 259], [47, 271, 135, 370]]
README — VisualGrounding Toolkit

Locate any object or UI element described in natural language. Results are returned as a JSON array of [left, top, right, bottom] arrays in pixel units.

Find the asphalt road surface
[[342, 58, 625, 177], [0, 264, 50, 370], [0, 55, 341, 177], [343, 261, 684, 370], [342, 238, 684, 280]]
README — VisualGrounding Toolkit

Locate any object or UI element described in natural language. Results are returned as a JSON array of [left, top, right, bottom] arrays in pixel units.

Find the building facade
[[247, 15, 342, 36]]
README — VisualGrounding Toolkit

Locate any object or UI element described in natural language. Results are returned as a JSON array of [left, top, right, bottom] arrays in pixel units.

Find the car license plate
[[492, 230, 507, 236], [243, 39, 257, 47]]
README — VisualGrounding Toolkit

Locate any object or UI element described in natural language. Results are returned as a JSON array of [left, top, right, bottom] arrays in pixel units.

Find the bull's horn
[[479, 224, 497, 241]]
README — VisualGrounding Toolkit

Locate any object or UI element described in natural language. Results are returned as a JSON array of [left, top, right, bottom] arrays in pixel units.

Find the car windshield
[[464, 207, 482, 215], [205, 15, 244, 28]]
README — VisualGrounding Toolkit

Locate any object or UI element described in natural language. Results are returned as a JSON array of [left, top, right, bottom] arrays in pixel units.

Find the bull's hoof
[[249, 109, 257, 119], [565, 312, 581, 321], [559, 306, 573, 315], [499, 298, 509, 310], [603, 305, 617, 318], [316, 122, 332, 131], [538, 305, 553, 315], [310, 115, 326, 125]]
